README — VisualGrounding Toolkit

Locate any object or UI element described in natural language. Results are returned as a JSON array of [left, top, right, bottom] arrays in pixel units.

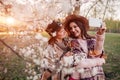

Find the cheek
[[58, 32, 64, 36], [76, 27, 81, 33]]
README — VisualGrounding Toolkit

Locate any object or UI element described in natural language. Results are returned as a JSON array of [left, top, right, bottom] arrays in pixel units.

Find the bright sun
[[6, 17, 15, 25]]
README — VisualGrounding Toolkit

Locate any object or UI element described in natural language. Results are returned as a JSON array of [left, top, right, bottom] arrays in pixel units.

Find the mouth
[[71, 32, 77, 37], [72, 31, 78, 35]]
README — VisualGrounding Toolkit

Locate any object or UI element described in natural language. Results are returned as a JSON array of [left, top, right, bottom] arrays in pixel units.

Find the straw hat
[[64, 14, 89, 31]]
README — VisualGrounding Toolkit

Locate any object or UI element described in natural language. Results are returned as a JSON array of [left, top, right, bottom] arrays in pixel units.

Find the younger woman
[[64, 14, 106, 80]]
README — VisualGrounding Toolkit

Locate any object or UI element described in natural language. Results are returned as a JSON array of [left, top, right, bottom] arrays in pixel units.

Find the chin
[[72, 35, 79, 38], [74, 34, 80, 37]]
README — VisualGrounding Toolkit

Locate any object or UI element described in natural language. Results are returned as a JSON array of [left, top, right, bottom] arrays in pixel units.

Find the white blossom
[[4, 68, 7, 73], [33, 75, 38, 80], [13, 45, 17, 50], [63, 68, 74, 74], [42, 37, 48, 42], [63, 56, 74, 67], [77, 68, 84, 73], [35, 33, 43, 40], [33, 59, 40, 65], [29, 76, 33, 79]]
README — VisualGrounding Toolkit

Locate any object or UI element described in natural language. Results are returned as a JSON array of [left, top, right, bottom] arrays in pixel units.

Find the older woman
[[41, 20, 68, 80]]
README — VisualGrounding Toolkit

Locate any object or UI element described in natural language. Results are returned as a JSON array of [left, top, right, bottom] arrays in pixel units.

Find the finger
[[101, 22, 106, 28], [100, 22, 107, 31]]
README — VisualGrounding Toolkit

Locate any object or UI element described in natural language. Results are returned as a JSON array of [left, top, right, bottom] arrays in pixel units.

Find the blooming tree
[[0, 0, 119, 79]]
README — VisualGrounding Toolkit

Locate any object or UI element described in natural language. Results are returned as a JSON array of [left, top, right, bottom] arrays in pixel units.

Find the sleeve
[[94, 33, 105, 56], [41, 45, 57, 69], [42, 44, 63, 70]]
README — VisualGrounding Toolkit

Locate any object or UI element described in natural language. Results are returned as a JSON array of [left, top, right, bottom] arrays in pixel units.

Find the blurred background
[[0, 0, 120, 80]]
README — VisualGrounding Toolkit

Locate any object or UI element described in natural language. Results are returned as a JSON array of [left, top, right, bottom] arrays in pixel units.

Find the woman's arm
[[76, 58, 105, 68], [94, 33, 105, 55], [94, 22, 106, 55]]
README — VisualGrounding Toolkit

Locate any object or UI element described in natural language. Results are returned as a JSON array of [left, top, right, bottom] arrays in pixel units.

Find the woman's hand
[[97, 22, 107, 35]]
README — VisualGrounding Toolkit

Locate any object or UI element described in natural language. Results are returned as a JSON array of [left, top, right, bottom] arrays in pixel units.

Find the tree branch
[[85, 0, 99, 17], [0, 39, 23, 59], [102, 0, 109, 20], [0, 39, 37, 64]]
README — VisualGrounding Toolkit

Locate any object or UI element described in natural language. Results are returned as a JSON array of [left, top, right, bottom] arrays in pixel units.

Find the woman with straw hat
[[64, 14, 106, 80]]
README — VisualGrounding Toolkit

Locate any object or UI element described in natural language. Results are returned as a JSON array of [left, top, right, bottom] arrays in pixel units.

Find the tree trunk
[[73, 6, 80, 15]]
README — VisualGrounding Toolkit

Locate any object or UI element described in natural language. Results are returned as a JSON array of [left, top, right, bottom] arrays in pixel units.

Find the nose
[[71, 27, 75, 32]]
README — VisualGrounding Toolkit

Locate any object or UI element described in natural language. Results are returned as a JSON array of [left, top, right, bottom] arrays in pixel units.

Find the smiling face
[[56, 27, 67, 39], [64, 15, 91, 39], [69, 22, 81, 38]]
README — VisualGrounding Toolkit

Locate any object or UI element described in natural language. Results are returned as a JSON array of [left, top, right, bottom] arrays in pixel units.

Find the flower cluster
[[18, 33, 49, 80]]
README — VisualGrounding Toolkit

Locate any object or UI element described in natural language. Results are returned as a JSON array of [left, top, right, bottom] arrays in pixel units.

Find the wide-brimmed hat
[[64, 14, 89, 31]]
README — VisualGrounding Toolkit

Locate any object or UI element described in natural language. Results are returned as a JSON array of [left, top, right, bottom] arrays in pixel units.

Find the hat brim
[[64, 14, 89, 30]]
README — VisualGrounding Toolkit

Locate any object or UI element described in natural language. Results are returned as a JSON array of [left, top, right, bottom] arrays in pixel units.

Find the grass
[[0, 32, 120, 80], [89, 32, 120, 80], [103, 33, 120, 80], [0, 51, 26, 80]]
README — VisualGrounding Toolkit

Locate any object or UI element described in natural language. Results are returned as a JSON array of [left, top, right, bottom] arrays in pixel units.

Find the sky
[[114, 4, 120, 20], [80, 0, 120, 20]]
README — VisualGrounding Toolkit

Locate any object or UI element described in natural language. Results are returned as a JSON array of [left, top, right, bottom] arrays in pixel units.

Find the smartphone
[[89, 18, 102, 28]]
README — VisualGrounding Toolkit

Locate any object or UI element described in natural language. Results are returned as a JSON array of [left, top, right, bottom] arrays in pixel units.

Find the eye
[[73, 25, 77, 28]]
